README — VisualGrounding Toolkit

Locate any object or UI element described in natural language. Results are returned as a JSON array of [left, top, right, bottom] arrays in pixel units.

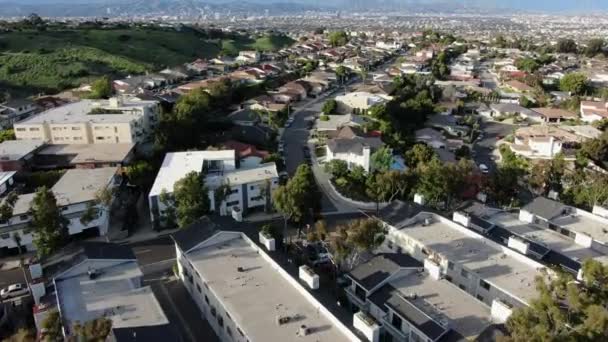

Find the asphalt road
[[479, 62, 498, 90], [473, 120, 515, 172]]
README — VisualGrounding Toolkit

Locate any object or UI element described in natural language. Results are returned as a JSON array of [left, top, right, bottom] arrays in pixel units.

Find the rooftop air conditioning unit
[[88, 268, 99, 280], [298, 325, 310, 336]]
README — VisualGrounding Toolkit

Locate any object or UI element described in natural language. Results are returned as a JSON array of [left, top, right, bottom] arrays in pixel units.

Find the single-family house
[[335, 92, 392, 114], [531, 107, 578, 123], [580, 101, 608, 123], [0, 99, 38, 129], [326, 126, 384, 172]]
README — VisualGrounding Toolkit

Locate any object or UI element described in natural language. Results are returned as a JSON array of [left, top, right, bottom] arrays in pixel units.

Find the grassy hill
[[0, 26, 293, 96]]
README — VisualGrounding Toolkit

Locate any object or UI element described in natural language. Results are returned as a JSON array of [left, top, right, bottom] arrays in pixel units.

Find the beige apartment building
[[14, 97, 159, 145]]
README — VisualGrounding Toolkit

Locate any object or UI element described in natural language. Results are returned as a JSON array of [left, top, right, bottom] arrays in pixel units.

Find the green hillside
[[0, 26, 293, 96]]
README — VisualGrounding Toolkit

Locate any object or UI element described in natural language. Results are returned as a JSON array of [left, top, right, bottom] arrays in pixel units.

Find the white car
[[1, 283, 28, 299], [479, 164, 489, 174]]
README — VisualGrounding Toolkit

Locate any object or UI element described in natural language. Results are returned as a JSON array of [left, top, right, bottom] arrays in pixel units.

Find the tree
[[72, 317, 113, 342], [486, 165, 521, 207], [503, 259, 608, 342], [556, 38, 578, 54], [519, 95, 534, 108], [366, 170, 414, 214], [124, 160, 155, 189], [584, 38, 605, 57], [0, 190, 18, 222], [272, 165, 315, 238], [30, 187, 68, 258], [89, 76, 113, 99], [213, 180, 232, 215], [454, 145, 471, 160], [335, 65, 348, 85], [4, 328, 36, 342], [528, 154, 566, 196], [173, 172, 209, 228], [0, 129, 15, 143], [370, 146, 393, 172], [324, 159, 349, 179], [581, 131, 608, 165], [405, 144, 436, 169], [322, 99, 337, 114], [515, 58, 540, 73], [330, 219, 386, 270], [40, 310, 63, 341], [329, 31, 348, 47], [560, 72, 589, 95], [158, 189, 177, 229]]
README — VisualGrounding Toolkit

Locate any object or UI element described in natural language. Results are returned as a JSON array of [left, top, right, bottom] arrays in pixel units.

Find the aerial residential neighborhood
[[0, 1, 608, 342]]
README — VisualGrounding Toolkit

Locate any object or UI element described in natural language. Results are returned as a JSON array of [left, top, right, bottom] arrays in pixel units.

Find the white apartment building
[[14, 97, 159, 145], [0, 167, 117, 253], [335, 92, 392, 114], [148, 150, 278, 225], [379, 209, 545, 314], [172, 223, 360, 342]]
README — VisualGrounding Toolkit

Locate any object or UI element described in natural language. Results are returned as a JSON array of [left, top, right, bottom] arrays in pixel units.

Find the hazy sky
[[2, 0, 607, 12]]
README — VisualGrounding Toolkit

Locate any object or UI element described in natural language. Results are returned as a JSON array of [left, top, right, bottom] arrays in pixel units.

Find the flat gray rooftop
[[55, 259, 168, 333], [390, 271, 493, 339], [37, 143, 135, 163], [16, 98, 156, 125], [186, 231, 357, 342], [392, 213, 540, 304], [11, 167, 116, 215], [486, 211, 608, 264], [0, 140, 44, 160]]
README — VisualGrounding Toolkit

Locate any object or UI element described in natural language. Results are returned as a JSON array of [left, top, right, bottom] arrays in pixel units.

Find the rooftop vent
[[88, 268, 99, 280], [237, 266, 244, 272], [298, 325, 310, 337]]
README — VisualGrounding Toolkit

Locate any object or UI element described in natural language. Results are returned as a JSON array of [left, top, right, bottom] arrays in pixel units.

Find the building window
[[19, 215, 28, 221], [0, 233, 9, 239], [480, 280, 491, 291], [461, 269, 469, 279], [387, 240, 393, 250], [29, 128, 39, 131], [196, 283, 202, 293], [445, 275, 452, 282], [15, 128, 25, 132], [96, 137, 105, 140], [459, 284, 467, 291], [73, 137, 83, 141], [476, 294, 485, 302], [250, 196, 263, 201], [229, 189, 238, 194], [72, 127, 81, 130], [227, 327, 233, 337], [218, 316, 224, 327], [61, 207, 69, 211], [448, 261, 454, 270], [210, 306, 216, 317], [226, 200, 239, 207], [204, 295, 209, 304]]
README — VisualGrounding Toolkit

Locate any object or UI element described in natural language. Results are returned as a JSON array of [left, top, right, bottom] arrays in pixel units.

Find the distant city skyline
[[1, 0, 607, 13]]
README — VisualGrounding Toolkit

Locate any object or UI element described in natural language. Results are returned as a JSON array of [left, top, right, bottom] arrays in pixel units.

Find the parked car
[[306, 244, 332, 266], [479, 164, 489, 174], [285, 118, 294, 128], [1, 283, 28, 299]]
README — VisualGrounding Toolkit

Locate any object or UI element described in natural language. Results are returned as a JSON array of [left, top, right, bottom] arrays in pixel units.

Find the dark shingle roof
[[82, 242, 136, 260], [378, 201, 425, 229], [522, 197, 567, 220], [348, 253, 421, 291], [171, 217, 219, 252]]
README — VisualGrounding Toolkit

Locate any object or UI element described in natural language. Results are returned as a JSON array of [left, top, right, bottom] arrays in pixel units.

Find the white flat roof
[[16, 98, 156, 125], [149, 150, 235, 197], [392, 213, 540, 304], [390, 272, 492, 339], [55, 260, 168, 332], [207, 162, 278, 188], [185, 231, 357, 342], [11, 167, 116, 215], [552, 211, 608, 244]]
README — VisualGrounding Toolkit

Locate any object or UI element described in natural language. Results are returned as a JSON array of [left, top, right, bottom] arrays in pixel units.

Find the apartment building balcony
[[345, 286, 369, 310], [381, 315, 408, 342]]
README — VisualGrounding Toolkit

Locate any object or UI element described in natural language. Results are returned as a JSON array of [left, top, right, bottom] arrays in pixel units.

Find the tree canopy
[[89, 76, 113, 99], [322, 99, 337, 115], [30, 186, 69, 257], [556, 38, 578, 54], [504, 259, 608, 342], [560, 73, 589, 95], [272, 164, 315, 232], [330, 218, 387, 270], [173, 171, 210, 228], [329, 31, 348, 47]]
